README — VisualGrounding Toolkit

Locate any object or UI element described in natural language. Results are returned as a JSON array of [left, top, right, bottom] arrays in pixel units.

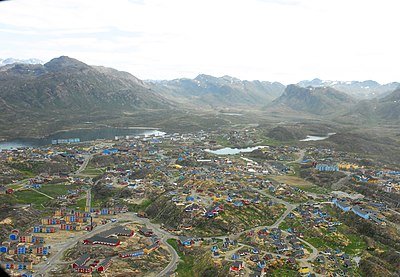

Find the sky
[[0, 0, 399, 84]]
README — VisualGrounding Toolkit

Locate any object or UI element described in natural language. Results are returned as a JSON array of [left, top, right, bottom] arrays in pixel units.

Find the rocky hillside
[[0, 56, 175, 138]]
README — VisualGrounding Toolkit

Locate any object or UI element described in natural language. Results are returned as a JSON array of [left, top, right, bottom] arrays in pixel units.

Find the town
[[0, 127, 399, 277]]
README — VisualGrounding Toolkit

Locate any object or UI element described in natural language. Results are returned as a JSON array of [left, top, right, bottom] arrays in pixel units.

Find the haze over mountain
[[297, 78, 400, 99], [269, 84, 356, 116], [148, 75, 285, 108], [0, 58, 43, 66]]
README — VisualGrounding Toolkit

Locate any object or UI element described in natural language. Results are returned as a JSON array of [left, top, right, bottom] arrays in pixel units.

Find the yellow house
[[338, 163, 359, 170], [299, 267, 310, 274]]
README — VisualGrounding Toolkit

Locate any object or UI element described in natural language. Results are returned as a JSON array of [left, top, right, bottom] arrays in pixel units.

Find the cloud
[[0, 0, 399, 83]]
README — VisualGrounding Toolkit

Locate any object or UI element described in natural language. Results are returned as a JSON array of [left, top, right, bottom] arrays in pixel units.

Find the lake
[[300, 132, 336, 142], [0, 127, 164, 150], [205, 146, 268, 155]]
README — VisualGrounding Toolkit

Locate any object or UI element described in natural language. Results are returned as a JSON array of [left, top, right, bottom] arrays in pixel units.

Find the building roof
[[98, 257, 112, 267], [86, 235, 119, 244], [75, 253, 90, 266]]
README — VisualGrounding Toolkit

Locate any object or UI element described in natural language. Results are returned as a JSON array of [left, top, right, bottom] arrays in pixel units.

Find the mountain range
[[148, 75, 285, 108], [297, 78, 400, 99], [1, 56, 400, 138]]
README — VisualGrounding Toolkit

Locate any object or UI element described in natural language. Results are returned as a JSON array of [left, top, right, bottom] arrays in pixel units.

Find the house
[[2, 261, 33, 271], [144, 243, 159, 254], [0, 245, 8, 253], [315, 255, 325, 263], [233, 200, 244, 207], [139, 227, 154, 237], [73, 254, 90, 268], [102, 226, 134, 237], [333, 199, 351, 212], [315, 164, 338, 171], [230, 261, 245, 271], [83, 235, 120, 246], [120, 249, 145, 258], [74, 265, 92, 273], [178, 237, 194, 247], [299, 266, 310, 275], [96, 257, 112, 272], [352, 206, 370, 219], [33, 226, 56, 233]]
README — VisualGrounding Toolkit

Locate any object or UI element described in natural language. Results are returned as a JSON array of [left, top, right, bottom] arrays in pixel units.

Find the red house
[[72, 254, 90, 269], [139, 228, 153, 237], [230, 261, 244, 271], [74, 266, 92, 273], [96, 257, 112, 272]]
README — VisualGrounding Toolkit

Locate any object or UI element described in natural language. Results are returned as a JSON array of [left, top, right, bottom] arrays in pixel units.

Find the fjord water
[[0, 127, 164, 150], [205, 146, 268, 155], [300, 133, 336, 142]]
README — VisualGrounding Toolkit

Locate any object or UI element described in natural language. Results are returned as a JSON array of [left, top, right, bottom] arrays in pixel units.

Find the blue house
[[186, 196, 195, 201], [231, 253, 240, 260], [233, 201, 244, 207], [17, 245, 26, 254], [178, 237, 194, 246], [333, 199, 351, 212], [352, 206, 370, 219], [9, 233, 18, 241], [316, 164, 339, 172], [0, 245, 8, 253]]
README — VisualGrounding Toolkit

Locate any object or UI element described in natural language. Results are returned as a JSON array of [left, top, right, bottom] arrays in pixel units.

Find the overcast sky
[[0, 0, 399, 84]]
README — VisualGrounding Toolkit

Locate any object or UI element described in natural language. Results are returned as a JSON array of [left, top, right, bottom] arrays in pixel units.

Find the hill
[[147, 74, 285, 108], [269, 84, 356, 116], [344, 88, 400, 123], [0, 56, 174, 138]]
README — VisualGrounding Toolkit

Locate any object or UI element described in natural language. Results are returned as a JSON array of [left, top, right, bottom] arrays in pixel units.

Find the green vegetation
[[39, 183, 80, 198], [14, 189, 51, 208], [80, 166, 104, 176], [343, 234, 367, 255], [129, 199, 152, 212], [269, 266, 298, 277], [167, 239, 195, 277]]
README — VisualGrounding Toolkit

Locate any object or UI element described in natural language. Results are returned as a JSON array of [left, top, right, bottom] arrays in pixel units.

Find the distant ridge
[[297, 78, 400, 99], [147, 74, 285, 108], [0, 57, 43, 66]]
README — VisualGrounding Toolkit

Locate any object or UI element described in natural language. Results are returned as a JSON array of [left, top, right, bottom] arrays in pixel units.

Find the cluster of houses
[[333, 198, 386, 225], [72, 254, 112, 273], [74, 226, 160, 273], [0, 229, 49, 277]]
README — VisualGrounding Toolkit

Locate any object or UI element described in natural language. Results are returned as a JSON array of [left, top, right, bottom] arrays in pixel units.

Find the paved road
[[75, 153, 94, 175], [119, 213, 180, 277], [34, 221, 118, 276]]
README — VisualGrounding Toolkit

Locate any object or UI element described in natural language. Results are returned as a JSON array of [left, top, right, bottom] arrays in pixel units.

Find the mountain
[[297, 78, 400, 99], [147, 74, 285, 108], [0, 56, 173, 138], [0, 58, 43, 66], [346, 88, 400, 122], [269, 84, 356, 115]]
